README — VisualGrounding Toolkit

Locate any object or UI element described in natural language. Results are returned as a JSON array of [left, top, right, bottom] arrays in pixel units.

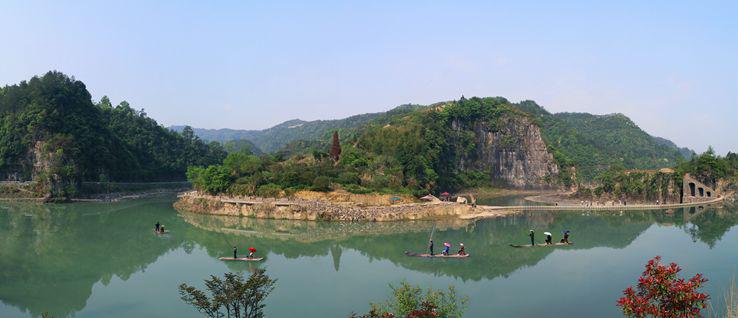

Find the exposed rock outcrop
[[453, 114, 559, 188]]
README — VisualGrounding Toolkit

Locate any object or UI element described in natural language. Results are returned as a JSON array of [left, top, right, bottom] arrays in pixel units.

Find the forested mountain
[[0, 72, 704, 200], [508, 101, 693, 180], [187, 97, 583, 197], [0, 72, 225, 198], [170, 104, 424, 152], [181, 98, 690, 183], [222, 139, 263, 155]]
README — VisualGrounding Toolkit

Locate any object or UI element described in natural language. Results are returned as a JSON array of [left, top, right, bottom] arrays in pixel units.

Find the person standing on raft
[[529, 230, 535, 246], [233, 246, 238, 259], [428, 240, 434, 256], [562, 230, 570, 244], [458, 243, 466, 255], [155, 221, 160, 232]]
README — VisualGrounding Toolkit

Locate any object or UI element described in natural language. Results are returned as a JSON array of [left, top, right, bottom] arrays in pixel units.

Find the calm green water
[[1, 196, 737, 318], [476, 194, 550, 206]]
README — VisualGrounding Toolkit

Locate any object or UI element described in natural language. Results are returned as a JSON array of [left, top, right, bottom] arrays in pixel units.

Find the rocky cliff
[[453, 113, 559, 188]]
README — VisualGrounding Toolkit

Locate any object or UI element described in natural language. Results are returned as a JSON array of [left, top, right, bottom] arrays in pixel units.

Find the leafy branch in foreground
[[179, 270, 276, 318], [617, 256, 708, 317], [350, 281, 468, 318]]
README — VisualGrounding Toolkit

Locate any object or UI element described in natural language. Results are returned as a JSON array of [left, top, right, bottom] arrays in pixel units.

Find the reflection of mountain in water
[[183, 207, 738, 281], [676, 205, 738, 247], [180, 212, 474, 243], [0, 197, 735, 318], [0, 199, 187, 318]]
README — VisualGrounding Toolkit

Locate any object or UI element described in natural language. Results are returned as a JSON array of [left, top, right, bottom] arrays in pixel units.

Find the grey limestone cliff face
[[453, 114, 559, 188]]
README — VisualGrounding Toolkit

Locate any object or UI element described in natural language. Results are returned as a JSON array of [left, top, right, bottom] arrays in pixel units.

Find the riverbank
[[462, 195, 726, 220], [0, 181, 191, 203], [174, 191, 478, 221], [175, 190, 728, 222]]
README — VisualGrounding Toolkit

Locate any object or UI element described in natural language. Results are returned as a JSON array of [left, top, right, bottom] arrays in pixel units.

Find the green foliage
[[353, 281, 468, 318], [178, 270, 276, 318], [183, 96, 702, 197], [172, 104, 425, 152], [675, 148, 738, 188], [187, 166, 231, 195], [0, 72, 225, 197], [312, 176, 332, 192], [255, 183, 283, 197], [581, 148, 738, 201], [223, 139, 262, 155], [530, 109, 689, 180]]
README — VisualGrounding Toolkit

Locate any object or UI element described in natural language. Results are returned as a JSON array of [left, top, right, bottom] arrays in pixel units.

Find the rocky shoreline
[[175, 189, 730, 223], [174, 191, 481, 222]]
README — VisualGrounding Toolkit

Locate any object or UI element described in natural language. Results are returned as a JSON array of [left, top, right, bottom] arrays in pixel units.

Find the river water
[[1, 196, 736, 318]]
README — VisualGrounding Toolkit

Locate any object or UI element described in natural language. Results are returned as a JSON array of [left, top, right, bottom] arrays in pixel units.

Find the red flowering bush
[[617, 256, 709, 317]]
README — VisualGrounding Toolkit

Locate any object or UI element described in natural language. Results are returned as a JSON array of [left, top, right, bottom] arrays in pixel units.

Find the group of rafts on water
[[153, 221, 572, 262], [405, 229, 573, 258]]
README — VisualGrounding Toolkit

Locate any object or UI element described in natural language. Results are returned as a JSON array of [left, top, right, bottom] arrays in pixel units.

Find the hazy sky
[[2, 1, 736, 154]]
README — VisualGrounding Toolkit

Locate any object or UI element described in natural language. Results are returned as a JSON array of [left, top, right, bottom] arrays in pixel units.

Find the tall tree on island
[[330, 131, 342, 162]]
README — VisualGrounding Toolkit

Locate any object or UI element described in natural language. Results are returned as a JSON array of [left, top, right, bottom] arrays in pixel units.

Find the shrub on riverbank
[[617, 256, 708, 317]]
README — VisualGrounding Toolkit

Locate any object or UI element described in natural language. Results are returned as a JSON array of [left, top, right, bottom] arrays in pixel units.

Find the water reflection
[[0, 199, 186, 317], [0, 197, 735, 317], [181, 203, 736, 281]]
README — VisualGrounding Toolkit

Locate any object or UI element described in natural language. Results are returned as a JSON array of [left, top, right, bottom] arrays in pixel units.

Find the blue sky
[[1, 0, 736, 153]]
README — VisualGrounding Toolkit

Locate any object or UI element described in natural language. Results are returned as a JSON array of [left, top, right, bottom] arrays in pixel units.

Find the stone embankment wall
[[174, 191, 475, 222]]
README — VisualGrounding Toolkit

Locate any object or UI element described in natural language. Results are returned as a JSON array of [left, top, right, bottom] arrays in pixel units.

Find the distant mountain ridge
[[170, 104, 424, 153], [174, 98, 692, 180]]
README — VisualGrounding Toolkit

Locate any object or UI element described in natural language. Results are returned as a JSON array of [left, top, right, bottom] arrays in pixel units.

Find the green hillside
[[509, 101, 692, 180], [0, 72, 226, 198], [222, 139, 263, 155], [171, 104, 424, 152], [181, 99, 691, 182]]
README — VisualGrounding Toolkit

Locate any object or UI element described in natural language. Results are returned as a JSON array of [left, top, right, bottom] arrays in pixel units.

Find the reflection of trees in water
[[1, 197, 735, 318], [186, 206, 736, 281], [184, 210, 663, 281], [0, 198, 188, 318], [180, 211, 473, 243], [677, 206, 738, 247]]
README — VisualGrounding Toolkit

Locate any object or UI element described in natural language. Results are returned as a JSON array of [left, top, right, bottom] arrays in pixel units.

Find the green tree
[[179, 270, 276, 318]]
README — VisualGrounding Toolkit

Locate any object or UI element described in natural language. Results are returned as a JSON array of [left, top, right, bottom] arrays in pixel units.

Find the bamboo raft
[[218, 257, 264, 262], [404, 251, 470, 258], [509, 242, 574, 248]]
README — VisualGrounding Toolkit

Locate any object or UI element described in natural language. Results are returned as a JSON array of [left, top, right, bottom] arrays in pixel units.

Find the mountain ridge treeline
[[0, 71, 226, 199], [178, 99, 693, 182], [186, 97, 714, 198]]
